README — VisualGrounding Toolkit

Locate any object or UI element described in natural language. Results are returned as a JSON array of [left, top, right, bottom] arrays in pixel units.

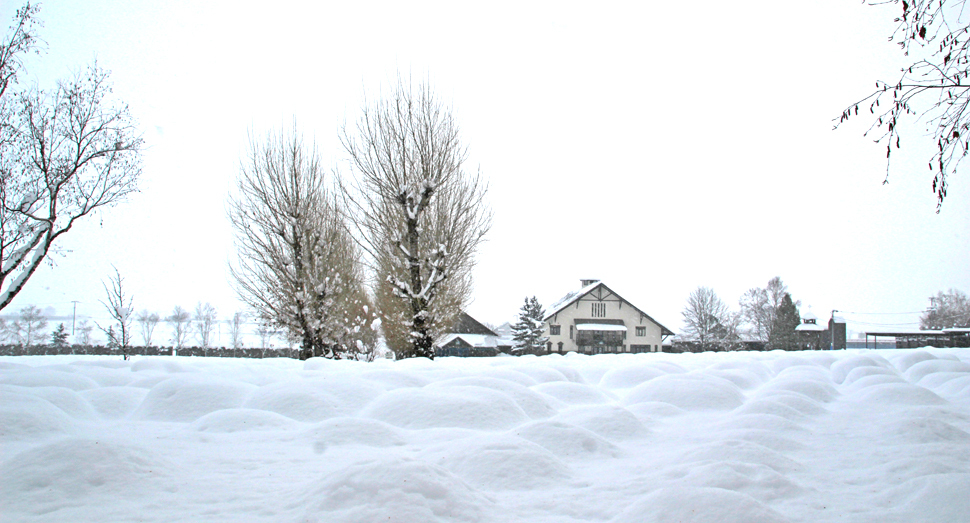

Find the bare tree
[[228, 311, 245, 349], [256, 320, 275, 349], [135, 309, 160, 346], [922, 288, 970, 329], [341, 76, 491, 360], [8, 303, 45, 345], [739, 276, 789, 344], [837, 0, 970, 210], [681, 286, 739, 352], [0, 5, 142, 310], [194, 302, 217, 348], [167, 305, 191, 349], [75, 319, 93, 345], [98, 266, 133, 358], [229, 125, 375, 360]]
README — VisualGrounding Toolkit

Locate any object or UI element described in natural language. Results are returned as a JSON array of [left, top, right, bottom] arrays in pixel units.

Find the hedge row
[[0, 344, 300, 359]]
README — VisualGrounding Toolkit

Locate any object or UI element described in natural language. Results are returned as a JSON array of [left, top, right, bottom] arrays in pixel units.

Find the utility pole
[[71, 301, 80, 335]]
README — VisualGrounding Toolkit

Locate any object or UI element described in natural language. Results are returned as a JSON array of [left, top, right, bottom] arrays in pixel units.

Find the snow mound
[[854, 382, 948, 406], [299, 458, 493, 523], [358, 369, 430, 389], [624, 374, 744, 411], [719, 413, 808, 435], [17, 385, 98, 420], [477, 368, 538, 387], [504, 364, 572, 384], [555, 404, 651, 441], [510, 420, 621, 458], [735, 398, 810, 420], [426, 376, 558, 419], [879, 473, 970, 522], [841, 364, 899, 384], [191, 408, 301, 432], [132, 375, 257, 422], [611, 486, 792, 523], [362, 386, 528, 430], [532, 381, 612, 405], [439, 434, 571, 490], [758, 377, 838, 403], [751, 390, 827, 415], [0, 389, 76, 440], [709, 368, 767, 390], [884, 417, 970, 444], [244, 382, 340, 422], [130, 358, 195, 374], [0, 369, 99, 390], [904, 359, 970, 383], [80, 386, 149, 419], [675, 461, 809, 502], [303, 417, 406, 450], [830, 354, 892, 384], [681, 439, 806, 475], [598, 365, 667, 389], [892, 350, 941, 373], [0, 438, 176, 515]]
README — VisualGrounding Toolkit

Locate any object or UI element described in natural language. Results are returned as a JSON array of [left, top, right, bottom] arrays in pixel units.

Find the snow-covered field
[[2, 349, 969, 523]]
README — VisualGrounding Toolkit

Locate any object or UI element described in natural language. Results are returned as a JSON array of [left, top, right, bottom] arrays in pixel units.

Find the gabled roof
[[451, 311, 497, 336], [544, 281, 674, 336]]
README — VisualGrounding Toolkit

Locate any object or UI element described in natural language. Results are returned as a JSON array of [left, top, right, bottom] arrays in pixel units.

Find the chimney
[[580, 279, 598, 288]]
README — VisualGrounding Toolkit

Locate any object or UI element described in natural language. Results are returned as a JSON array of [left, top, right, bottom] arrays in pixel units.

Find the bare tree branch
[[837, 0, 970, 210]]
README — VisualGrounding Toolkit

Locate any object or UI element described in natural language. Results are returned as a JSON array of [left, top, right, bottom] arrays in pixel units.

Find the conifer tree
[[512, 296, 548, 355], [50, 323, 68, 347], [768, 293, 801, 351]]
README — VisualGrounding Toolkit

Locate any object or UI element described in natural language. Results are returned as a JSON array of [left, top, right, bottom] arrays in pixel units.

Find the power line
[[838, 310, 927, 315]]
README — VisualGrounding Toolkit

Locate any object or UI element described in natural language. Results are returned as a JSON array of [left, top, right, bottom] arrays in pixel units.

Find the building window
[[557, 341, 564, 352], [569, 325, 574, 339], [591, 302, 607, 318], [550, 325, 561, 336], [636, 326, 646, 337]]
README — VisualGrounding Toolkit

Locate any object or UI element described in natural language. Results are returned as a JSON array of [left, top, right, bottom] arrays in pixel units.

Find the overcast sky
[[2, 0, 968, 338]]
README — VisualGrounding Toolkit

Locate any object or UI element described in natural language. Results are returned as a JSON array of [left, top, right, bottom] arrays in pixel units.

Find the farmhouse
[[435, 311, 503, 357], [544, 279, 674, 354]]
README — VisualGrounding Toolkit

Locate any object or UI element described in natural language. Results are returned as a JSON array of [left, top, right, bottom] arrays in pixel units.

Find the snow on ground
[[2, 348, 970, 523]]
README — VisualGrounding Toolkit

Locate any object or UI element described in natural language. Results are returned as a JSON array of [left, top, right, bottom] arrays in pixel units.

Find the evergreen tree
[[768, 293, 801, 351], [512, 296, 548, 355], [50, 323, 69, 347]]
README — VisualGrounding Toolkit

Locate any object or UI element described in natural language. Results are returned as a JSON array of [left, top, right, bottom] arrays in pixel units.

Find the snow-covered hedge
[[0, 344, 299, 359]]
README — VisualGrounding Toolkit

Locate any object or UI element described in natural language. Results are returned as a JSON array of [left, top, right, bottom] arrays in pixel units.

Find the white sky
[[2, 0, 968, 337]]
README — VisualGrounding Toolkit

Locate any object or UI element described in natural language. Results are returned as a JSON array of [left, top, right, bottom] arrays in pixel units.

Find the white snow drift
[[1, 348, 969, 522]]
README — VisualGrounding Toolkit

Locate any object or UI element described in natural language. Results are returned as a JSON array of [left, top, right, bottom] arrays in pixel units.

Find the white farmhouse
[[543, 279, 674, 354]]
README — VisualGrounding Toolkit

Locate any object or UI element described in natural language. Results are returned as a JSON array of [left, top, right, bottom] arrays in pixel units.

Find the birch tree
[[194, 302, 217, 349], [837, 0, 970, 210], [167, 305, 191, 349], [342, 77, 491, 360], [135, 309, 160, 346], [229, 125, 375, 360], [0, 5, 142, 310]]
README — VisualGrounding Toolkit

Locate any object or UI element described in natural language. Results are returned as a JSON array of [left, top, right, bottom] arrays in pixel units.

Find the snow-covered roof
[[795, 323, 825, 332], [575, 323, 628, 331], [545, 280, 602, 318], [435, 333, 498, 348], [864, 329, 945, 336], [801, 308, 817, 321], [543, 280, 675, 336]]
